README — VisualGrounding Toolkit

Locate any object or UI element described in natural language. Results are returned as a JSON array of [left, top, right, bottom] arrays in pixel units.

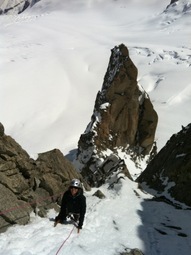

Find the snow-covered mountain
[[0, 0, 190, 160], [0, 0, 191, 254]]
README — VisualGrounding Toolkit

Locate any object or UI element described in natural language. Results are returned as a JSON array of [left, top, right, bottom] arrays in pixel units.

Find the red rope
[[55, 225, 75, 255]]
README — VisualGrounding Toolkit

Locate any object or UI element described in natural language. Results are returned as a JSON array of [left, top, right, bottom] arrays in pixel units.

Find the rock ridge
[[137, 123, 191, 207]]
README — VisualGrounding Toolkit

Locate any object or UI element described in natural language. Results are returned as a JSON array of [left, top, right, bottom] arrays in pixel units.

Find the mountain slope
[[0, 1, 191, 254], [0, 0, 190, 159]]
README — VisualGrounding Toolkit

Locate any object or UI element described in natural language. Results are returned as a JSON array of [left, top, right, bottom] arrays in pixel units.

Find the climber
[[54, 179, 86, 233]]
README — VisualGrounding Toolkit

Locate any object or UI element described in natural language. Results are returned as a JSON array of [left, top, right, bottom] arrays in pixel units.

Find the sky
[[0, 0, 191, 254]]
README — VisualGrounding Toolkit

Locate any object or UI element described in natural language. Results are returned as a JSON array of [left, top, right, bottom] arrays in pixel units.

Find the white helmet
[[70, 179, 82, 189]]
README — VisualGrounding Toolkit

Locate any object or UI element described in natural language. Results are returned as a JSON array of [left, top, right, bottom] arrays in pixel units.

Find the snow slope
[[0, 0, 191, 254], [0, 177, 191, 255], [0, 176, 191, 255]]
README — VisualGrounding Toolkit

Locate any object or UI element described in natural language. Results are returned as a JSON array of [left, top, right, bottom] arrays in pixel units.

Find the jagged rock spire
[[75, 44, 158, 186]]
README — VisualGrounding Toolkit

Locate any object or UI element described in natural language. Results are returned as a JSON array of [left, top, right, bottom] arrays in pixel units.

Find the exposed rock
[[0, 0, 40, 15], [80, 152, 132, 187], [75, 44, 158, 187], [93, 190, 106, 199], [165, 0, 191, 16], [119, 248, 144, 255], [0, 183, 31, 233], [137, 123, 191, 207], [0, 122, 4, 136], [0, 123, 88, 233], [166, 0, 179, 9], [170, 0, 179, 4]]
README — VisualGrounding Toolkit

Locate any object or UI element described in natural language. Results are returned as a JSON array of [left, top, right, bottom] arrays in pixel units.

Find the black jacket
[[56, 189, 86, 228]]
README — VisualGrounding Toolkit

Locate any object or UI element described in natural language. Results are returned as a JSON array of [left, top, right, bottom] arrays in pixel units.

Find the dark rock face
[[119, 248, 144, 255], [170, 0, 178, 4], [0, 0, 40, 15], [137, 123, 191, 207], [75, 44, 158, 186], [0, 123, 4, 136], [167, 0, 179, 8], [79, 153, 132, 187], [0, 123, 88, 233]]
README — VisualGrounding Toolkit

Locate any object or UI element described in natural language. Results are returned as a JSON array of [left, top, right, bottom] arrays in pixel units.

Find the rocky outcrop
[[74, 44, 158, 187], [119, 248, 144, 255], [168, 0, 178, 6], [165, 0, 191, 15], [0, 0, 39, 15], [0, 122, 89, 233], [137, 123, 191, 207]]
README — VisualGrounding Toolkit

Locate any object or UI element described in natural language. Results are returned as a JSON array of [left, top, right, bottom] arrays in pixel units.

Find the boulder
[[93, 190, 106, 199], [119, 248, 144, 255], [0, 184, 31, 233]]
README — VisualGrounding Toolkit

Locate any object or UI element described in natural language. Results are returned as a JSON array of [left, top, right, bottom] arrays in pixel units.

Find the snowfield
[[0, 0, 190, 158]]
